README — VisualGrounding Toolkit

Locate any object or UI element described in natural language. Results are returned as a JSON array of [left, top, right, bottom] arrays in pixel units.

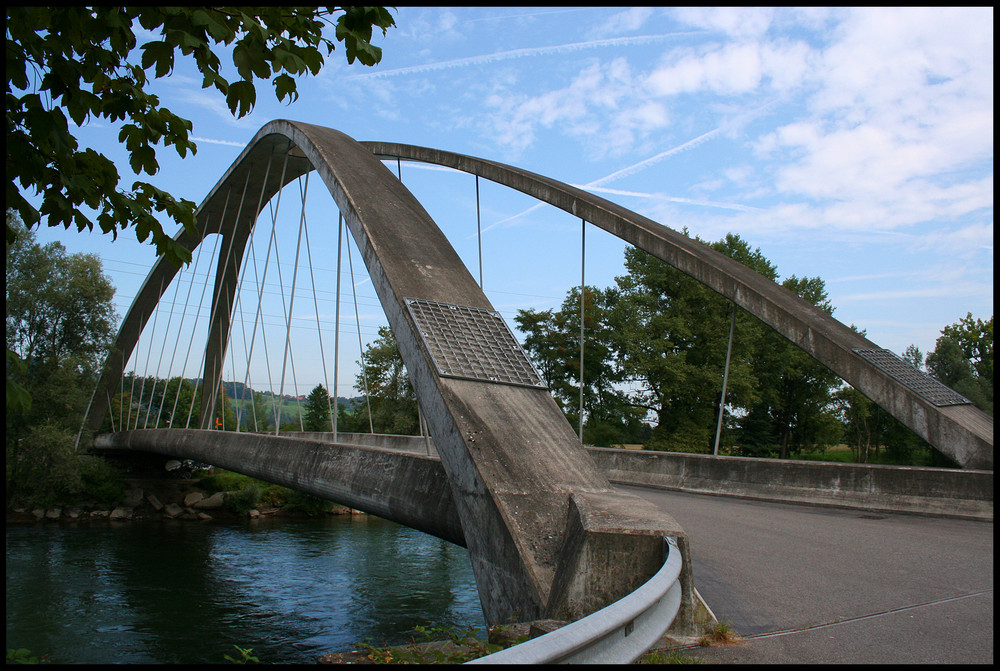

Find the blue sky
[[26, 7, 994, 403]]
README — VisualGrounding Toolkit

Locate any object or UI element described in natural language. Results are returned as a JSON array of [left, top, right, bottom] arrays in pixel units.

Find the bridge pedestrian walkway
[[622, 485, 993, 664]]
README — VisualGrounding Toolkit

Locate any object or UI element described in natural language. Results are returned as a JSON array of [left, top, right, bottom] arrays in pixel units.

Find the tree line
[[5, 213, 993, 510], [513, 232, 991, 465]]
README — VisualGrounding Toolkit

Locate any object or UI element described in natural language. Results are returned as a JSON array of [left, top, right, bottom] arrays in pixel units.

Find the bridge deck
[[624, 485, 993, 664]]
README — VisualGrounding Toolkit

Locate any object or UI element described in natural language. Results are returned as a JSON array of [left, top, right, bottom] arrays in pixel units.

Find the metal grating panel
[[405, 298, 547, 389], [853, 348, 971, 407]]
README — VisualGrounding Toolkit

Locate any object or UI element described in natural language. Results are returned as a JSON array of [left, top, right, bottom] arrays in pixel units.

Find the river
[[5, 515, 485, 664]]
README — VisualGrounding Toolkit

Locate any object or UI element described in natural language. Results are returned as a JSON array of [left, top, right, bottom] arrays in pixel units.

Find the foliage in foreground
[[352, 622, 707, 664], [223, 645, 259, 664], [697, 620, 739, 647], [6, 421, 126, 510], [7, 6, 396, 266], [353, 625, 511, 664], [638, 649, 701, 664], [6, 648, 50, 664]]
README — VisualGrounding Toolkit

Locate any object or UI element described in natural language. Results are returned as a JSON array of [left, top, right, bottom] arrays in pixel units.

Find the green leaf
[[7, 6, 395, 270], [225, 80, 256, 118], [129, 145, 158, 175], [272, 73, 298, 103], [140, 41, 175, 78]]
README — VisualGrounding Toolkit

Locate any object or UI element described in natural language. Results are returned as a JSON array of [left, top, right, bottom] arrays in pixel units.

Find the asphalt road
[[621, 485, 994, 664]]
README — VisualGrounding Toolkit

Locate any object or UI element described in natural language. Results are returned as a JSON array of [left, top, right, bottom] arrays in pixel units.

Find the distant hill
[[178, 378, 362, 408]]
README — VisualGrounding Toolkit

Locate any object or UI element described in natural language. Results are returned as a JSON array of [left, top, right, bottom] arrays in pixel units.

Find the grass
[[350, 625, 511, 664], [637, 649, 702, 664], [697, 621, 740, 647]]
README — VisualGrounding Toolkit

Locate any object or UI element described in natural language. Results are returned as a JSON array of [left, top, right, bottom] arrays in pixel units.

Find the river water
[[5, 516, 485, 664]]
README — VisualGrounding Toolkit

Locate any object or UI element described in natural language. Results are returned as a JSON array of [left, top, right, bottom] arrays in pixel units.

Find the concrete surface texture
[[588, 446, 993, 520], [280, 432, 994, 521], [624, 485, 993, 664]]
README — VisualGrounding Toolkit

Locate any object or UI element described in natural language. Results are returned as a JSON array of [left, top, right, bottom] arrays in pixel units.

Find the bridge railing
[[467, 536, 683, 664]]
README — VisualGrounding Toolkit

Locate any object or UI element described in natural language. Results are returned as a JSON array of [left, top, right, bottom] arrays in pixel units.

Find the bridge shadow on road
[[621, 484, 993, 665]]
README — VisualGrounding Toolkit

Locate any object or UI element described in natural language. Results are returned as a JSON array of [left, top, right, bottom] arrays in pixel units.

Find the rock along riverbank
[[6, 475, 365, 525]]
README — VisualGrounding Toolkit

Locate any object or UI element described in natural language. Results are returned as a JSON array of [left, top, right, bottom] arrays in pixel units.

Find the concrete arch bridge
[[85, 121, 993, 642]]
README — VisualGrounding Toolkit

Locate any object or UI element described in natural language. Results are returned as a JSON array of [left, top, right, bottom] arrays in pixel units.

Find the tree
[[7, 6, 396, 266], [6, 223, 117, 375], [738, 275, 842, 458], [926, 313, 993, 415], [246, 390, 274, 433], [834, 385, 877, 463], [6, 222, 120, 505], [516, 285, 645, 445], [303, 384, 333, 432], [100, 374, 236, 433], [514, 307, 563, 391], [607, 233, 775, 452], [352, 326, 418, 435]]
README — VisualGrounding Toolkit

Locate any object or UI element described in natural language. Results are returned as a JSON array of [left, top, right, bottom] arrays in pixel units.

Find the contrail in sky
[[348, 33, 700, 80], [478, 125, 726, 235], [588, 100, 779, 188], [476, 105, 777, 236], [586, 127, 724, 187], [191, 136, 246, 147]]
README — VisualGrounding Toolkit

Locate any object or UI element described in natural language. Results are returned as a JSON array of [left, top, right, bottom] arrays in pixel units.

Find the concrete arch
[[81, 120, 988, 624], [361, 142, 993, 471], [84, 120, 690, 626]]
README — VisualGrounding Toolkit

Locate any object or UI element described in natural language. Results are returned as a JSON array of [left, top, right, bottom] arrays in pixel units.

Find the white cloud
[[740, 7, 994, 233], [600, 7, 656, 35], [912, 221, 995, 257], [671, 7, 775, 40], [646, 40, 812, 97], [485, 58, 653, 157], [836, 280, 993, 303]]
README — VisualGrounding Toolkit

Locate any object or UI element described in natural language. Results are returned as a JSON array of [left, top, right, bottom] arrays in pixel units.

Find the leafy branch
[[6, 7, 396, 267]]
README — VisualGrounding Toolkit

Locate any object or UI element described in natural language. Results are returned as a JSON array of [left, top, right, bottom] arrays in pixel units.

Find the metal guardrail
[[467, 536, 683, 664]]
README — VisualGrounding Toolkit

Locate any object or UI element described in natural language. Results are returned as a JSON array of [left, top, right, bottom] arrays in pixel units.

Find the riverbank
[[6, 475, 363, 525]]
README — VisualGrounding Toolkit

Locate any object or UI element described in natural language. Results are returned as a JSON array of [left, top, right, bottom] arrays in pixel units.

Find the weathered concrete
[[83, 122, 684, 626], [361, 141, 992, 471], [289, 431, 435, 454], [94, 429, 465, 546], [283, 432, 993, 521], [588, 447, 993, 521]]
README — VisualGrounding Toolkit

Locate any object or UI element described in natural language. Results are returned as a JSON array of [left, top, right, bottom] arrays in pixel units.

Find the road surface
[[622, 485, 993, 664]]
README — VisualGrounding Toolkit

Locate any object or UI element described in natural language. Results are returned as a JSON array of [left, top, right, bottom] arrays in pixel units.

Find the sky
[[22, 6, 994, 404]]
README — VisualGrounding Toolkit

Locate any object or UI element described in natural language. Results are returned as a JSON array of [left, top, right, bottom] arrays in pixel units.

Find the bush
[[5, 422, 126, 508], [225, 484, 267, 515], [76, 455, 125, 505], [198, 469, 256, 493], [6, 421, 81, 507], [280, 488, 335, 516]]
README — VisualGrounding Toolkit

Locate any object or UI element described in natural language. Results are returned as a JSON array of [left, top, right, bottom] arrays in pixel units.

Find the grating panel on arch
[[405, 298, 547, 389], [853, 348, 971, 407]]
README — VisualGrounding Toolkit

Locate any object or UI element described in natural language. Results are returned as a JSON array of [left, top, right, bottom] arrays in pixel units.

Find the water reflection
[[6, 516, 484, 664]]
